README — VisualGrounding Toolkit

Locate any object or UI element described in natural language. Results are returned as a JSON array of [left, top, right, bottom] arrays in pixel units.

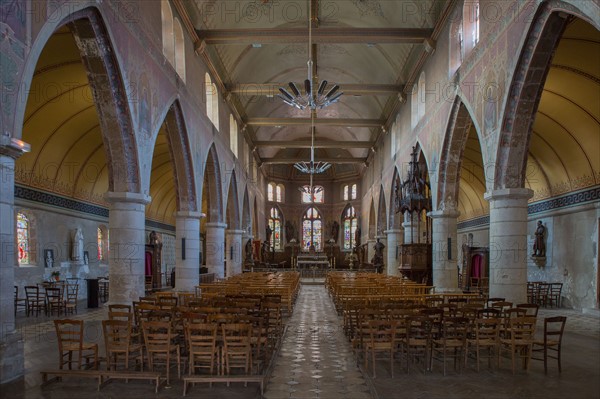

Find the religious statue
[[261, 241, 269, 262], [330, 221, 340, 243], [371, 238, 385, 266], [149, 230, 160, 245], [533, 220, 546, 257], [71, 228, 84, 261], [266, 224, 273, 244], [245, 238, 253, 262], [354, 226, 362, 248]]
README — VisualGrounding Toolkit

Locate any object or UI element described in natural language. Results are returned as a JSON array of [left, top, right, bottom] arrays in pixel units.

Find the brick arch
[[66, 8, 141, 193], [162, 100, 198, 212], [202, 144, 224, 223], [436, 96, 475, 211], [494, 2, 585, 190]]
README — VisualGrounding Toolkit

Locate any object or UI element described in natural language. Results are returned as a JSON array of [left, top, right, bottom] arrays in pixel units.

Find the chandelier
[[277, 0, 343, 111]]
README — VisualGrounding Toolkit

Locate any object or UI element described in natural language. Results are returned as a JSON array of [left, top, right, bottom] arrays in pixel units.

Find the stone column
[[175, 211, 203, 291], [429, 208, 460, 292], [225, 229, 245, 277], [0, 141, 27, 383], [384, 229, 402, 276], [205, 222, 227, 278], [484, 188, 533, 303], [105, 192, 150, 305]]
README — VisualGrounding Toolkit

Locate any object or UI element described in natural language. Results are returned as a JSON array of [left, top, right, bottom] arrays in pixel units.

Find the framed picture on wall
[[44, 249, 54, 268]]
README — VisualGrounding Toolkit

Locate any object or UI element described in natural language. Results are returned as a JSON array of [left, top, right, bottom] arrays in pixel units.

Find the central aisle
[[264, 285, 373, 399]]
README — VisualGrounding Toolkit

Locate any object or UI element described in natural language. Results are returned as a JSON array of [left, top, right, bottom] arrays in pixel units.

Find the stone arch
[[368, 198, 376, 239], [242, 187, 252, 234], [202, 143, 224, 223], [436, 97, 475, 211], [389, 167, 402, 229], [226, 170, 241, 229], [161, 100, 198, 212], [494, 2, 589, 190], [377, 185, 387, 234]]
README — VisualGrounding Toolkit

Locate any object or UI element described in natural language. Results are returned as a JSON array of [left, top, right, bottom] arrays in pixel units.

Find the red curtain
[[145, 251, 152, 275], [472, 254, 483, 278]]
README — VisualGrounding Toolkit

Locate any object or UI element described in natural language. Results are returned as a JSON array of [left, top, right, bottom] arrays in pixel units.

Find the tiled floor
[[1, 287, 599, 399]]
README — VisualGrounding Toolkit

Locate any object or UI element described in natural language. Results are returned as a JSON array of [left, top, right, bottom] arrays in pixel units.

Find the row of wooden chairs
[[16, 283, 79, 317], [527, 282, 563, 307]]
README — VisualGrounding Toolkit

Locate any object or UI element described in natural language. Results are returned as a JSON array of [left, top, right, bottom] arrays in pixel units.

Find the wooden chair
[[365, 319, 397, 378], [532, 316, 566, 374], [431, 317, 469, 375], [25, 285, 46, 316], [64, 284, 79, 315], [403, 316, 433, 373], [102, 319, 143, 371], [54, 319, 99, 370], [186, 323, 218, 376], [499, 316, 536, 374], [221, 323, 252, 376], [145, 275, 153, 291], [548, 283, 563, 308], [46, 287, 64, 316], [516, 303, 539, 317], [142, 321, 181, 384], [536, 283, 550, 307], [14, 286, 27, 316], [467, 318, 500, 372]]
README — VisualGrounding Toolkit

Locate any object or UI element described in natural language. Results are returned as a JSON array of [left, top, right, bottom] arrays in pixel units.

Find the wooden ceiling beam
[[197, 28, 433, 45], [246, 118, 384, 128], [253, 140, 373, 149]]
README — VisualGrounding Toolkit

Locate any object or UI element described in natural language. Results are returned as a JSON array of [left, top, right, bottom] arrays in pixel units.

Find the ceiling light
[[252, 43, 262, 48]]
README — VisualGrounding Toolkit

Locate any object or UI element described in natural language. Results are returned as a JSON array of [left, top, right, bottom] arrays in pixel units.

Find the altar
[[296, 253, 330, 269]]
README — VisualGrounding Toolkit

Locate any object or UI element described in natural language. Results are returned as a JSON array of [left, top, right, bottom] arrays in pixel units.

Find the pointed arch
[[301, 206, 323, 250], [377, 185, 387, 234], [368, 198, 376, 239], [161, 0, 175, 65], [341, 203, 358, 250], [226, 170, 240, 229], [162, 100, 197, 212], [173, 18, 186, 81], [389, 167, 402, 229], [495, 4, 572, 189], [242, 186, 251, 234], [202, 144, 224, 223]]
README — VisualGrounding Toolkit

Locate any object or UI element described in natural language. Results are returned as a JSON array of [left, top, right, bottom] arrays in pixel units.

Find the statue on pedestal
[[245, 238, 253, 262], [71, 228, 84, 261], [371, 238, 385, 272], [532, 220, 546, 257]]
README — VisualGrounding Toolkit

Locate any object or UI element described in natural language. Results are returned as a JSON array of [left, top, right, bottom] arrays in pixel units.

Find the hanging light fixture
[[277, 0, 343, 111]]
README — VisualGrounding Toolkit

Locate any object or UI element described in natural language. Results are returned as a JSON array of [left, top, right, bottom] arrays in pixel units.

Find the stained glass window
[[269, 207, 282, 250], [302, 207, 322, 250], [313, 186, 324, 203], [351, 184, 357, 200], [343, 206, 357, 250], [275, 185, 282, 203], [97, 227, 103, 260], [17, 213, 29, 264], [267, 183, 274, 202], [301, 186, 324, 203], [343, 185, 349, 201], [301, 187, 312, 203]]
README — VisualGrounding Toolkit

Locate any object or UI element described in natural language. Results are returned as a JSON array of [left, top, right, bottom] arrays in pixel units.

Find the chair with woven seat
[[467, 318, 500, 372], [499, 316, 536, 374], [64, 283, 79, 315], [54, 319, 99, 370], [142, 320, 181, 384], [46, 287, 64, 316], [221, 323, 252, 376], [365, 319, 398, 378], [25, 285, 46, 316], [532, 316, 566, 374], [516, 303, 539, 317], [14, 286, 27, 316], [102, 319, 143, 371], [403, 316, 433, 373], [186, 323, 218, 376], [431, 317, 469, 375], [548, 283, 563, 308]]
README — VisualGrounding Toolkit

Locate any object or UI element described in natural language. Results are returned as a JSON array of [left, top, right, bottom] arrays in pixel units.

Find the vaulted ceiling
[[180, 0, 452, 180]]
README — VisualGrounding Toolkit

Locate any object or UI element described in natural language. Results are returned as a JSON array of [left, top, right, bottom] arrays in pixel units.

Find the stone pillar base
[[0, 331, 24, 383]]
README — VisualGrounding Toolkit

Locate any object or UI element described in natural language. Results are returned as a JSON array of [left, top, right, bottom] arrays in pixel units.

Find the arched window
[[17, 212, 30, 265], [462, 1, 480, 58], [173, 18, 186, 81], [412, 72, 426, 128], [267, 182, 275, 202], [97, 225, 109, 262], [229, 114, 238, 158], [205, 73, 219, 130], [351, 184, 357, 200], [343, 185, 349, 201], [161, 0, 175, 66], [275, 184, 283, 203], [268, 207, 282, 250], [342, 206, 358, 250], [302, 207, 322, 250], [390, 121, 397, 158], [418, 72, 426, 122], [301, 185, 324, 203]]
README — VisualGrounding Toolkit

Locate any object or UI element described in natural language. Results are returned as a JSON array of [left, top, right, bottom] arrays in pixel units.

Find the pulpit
[[398, 244, 431, 284]]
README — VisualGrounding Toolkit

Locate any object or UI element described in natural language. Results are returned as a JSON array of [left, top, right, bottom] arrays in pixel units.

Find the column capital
[[206, 222, 228, 229], [105, 191, 151, 205], [383, 229, 403, 234], [176, 211, 205, 219], [484, 188, 533, 202], [428, 209, 460, 219], [226, 229, 245, 235], [0, 136, 30, 159]]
